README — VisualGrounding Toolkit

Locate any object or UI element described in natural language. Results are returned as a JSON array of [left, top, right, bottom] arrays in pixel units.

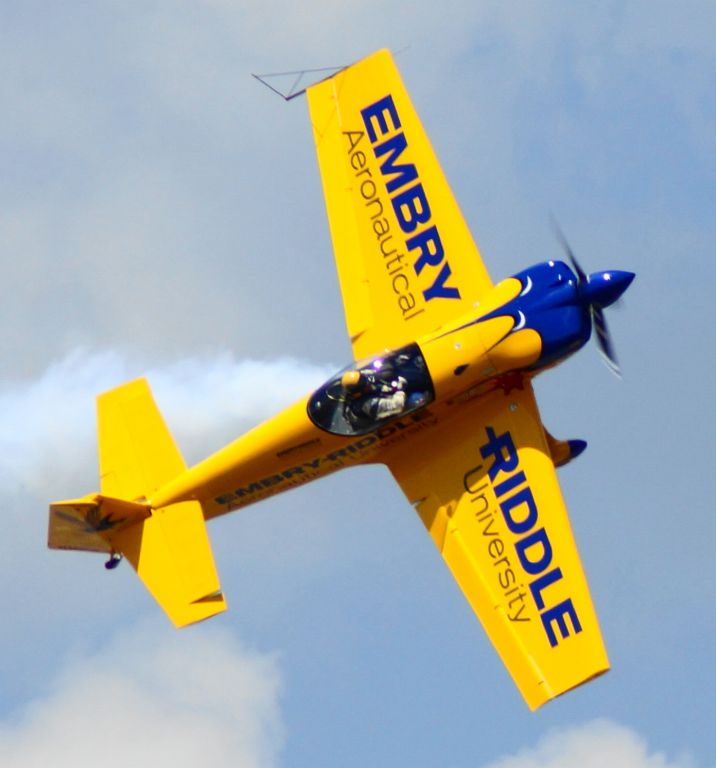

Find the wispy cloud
[[483, 720, 697, 768], [0, 620, 284, 768], [0, 350, 332, 706]]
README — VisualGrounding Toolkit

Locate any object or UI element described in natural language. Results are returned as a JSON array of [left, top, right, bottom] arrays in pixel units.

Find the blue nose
[[581, 270, 635, 308]]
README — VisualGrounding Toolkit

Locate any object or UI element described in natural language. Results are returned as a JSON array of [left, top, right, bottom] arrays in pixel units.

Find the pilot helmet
[[341, 370, 364, 394]]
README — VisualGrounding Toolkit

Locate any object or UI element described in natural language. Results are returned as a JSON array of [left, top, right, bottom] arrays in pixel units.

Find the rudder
[[98, 377, 186, 500]]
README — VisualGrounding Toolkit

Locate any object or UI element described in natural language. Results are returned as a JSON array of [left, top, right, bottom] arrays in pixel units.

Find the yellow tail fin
[[48, 378, 226, 627], [98, 377, 186, 500], [110, 498, 227, 627]]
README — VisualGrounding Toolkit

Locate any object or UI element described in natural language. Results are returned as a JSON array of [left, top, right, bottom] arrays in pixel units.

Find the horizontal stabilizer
[[48, 494, 149, 553], [110, 500, 227, 627]]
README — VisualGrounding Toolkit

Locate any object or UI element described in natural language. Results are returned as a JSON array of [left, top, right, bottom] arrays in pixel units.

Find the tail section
[[48, 378, 227, 627], [110, 498, 227, 626], [97, 377, 186, 500]]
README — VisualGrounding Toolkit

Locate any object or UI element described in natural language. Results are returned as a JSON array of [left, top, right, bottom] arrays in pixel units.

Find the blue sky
[[1, 2, 715, 766]]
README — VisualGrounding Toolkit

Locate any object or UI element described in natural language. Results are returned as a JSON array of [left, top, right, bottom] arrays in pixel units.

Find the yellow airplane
[[48, 49, 634, 709]]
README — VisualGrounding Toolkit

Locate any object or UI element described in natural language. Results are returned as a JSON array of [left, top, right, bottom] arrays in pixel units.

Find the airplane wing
[[306, 49, 492, 360], [387, 382, 609, 709]]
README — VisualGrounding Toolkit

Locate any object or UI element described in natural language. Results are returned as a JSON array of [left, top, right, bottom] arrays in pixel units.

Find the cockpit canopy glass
[[307, 343, 435, 437]]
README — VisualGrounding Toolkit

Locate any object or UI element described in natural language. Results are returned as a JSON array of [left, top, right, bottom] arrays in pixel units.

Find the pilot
[[341, 368, 407, 424]]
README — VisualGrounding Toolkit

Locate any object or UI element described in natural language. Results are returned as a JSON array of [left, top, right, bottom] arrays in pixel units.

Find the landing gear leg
[[104, 552, 123, 570]]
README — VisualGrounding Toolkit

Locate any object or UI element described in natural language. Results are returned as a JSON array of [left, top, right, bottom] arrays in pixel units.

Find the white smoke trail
[[0, 349, 333, 498]]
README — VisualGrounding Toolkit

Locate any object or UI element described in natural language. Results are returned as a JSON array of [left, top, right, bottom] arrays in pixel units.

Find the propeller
[[551, 219, 635, 377]]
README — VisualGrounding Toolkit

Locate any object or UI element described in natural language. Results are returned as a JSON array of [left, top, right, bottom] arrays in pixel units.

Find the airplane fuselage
[[150, 260, 598, 520]]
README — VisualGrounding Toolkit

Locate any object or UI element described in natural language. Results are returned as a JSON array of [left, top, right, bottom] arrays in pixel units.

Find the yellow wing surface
[[388, 383, 609, 709], [307, 49, 492, 359]]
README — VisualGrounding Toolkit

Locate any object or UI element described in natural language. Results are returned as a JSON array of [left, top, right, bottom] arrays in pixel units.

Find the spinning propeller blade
[[551, 220, 634, 377]]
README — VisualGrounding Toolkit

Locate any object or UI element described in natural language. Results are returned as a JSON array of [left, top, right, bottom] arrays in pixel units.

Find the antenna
[[252, 65, 347, 101]]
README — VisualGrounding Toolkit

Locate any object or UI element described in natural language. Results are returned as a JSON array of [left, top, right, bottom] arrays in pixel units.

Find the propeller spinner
[[552, 221, 635, 376]]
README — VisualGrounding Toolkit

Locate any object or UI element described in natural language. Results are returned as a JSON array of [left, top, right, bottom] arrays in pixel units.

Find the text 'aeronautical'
[[340, 93, 461, 322]]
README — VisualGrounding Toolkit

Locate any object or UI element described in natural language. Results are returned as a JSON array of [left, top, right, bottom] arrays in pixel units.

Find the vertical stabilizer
[[98, 378, 186, 500]]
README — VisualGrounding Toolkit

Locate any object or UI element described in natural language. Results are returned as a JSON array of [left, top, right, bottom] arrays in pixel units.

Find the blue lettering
[[408, 225, 444, 275], [529, 567, 563, 610], [422, 262, 461, 302], [481, 424, 582, 648], [391, 183, 431, 233], [515, 527, 553, 574], [493, 469, 527, 499], [374, 133, 418, 193], [480, 427, 519, 481], [540, 599, 583, 647], [236, 482, 262, 497], [359, 94, 461, 303], [500, 486, 539, 534], [361, 95, 401, 143]]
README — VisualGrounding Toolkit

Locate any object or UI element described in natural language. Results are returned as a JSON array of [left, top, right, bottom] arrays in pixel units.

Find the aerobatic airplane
[[48, 50, 634, 709]]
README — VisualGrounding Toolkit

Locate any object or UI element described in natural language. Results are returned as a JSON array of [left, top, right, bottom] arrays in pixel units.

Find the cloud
[[1, 5, 714, 762], [0, 348, 333, 498], [3, 0, 712, 377], [0, 620, 284, 768], [0, 350, 332, 707], [483, 720, 697, 768]]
